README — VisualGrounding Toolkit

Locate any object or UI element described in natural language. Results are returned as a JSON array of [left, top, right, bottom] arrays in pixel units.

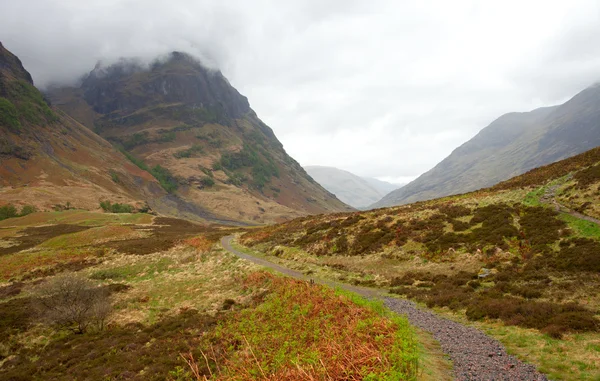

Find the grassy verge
[[194, 272, 420, 380], [426, 304, 600, 381]]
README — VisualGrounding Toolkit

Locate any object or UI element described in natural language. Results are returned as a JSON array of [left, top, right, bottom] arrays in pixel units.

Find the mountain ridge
[[304, 165, 401, 208], [0, 41, 164, 211], [372, 84, 600, 208], [48, 52, 352, 223]]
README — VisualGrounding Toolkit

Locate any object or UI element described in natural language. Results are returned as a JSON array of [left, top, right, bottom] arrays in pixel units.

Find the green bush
[[0, 204, 19, 220], [99, 201, 134, 213], [150, 165, 178, 193], [19, 205, 37, 216], [200, 176, 215, 187], [173, 144, 204, 159], [109, 169, 121, 184]]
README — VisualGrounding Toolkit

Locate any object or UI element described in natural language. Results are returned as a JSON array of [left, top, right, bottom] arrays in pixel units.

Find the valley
[[1, 11, 600, 379]]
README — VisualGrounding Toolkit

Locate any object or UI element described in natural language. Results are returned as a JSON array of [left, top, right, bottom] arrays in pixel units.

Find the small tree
[[35, 274, 111, 333]]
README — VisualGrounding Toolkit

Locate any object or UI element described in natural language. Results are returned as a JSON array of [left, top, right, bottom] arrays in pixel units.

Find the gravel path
[[385, 298, 548, 381], [222, 236, 549, 381]]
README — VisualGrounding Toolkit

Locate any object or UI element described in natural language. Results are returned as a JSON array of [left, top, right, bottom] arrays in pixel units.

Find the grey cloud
[[2, 0, 600, 181]]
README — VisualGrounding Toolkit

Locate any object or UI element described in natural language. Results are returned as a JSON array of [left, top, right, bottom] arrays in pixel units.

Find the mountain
[[0, 41, 163, 211], [362, 176, 402, 195], [373, 83, 600, 208], [304, 166, 402, 208], [48, 52, 352, 223]]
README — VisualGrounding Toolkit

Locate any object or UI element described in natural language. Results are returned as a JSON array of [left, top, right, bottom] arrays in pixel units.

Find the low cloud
[[2, 0, 600, 181]]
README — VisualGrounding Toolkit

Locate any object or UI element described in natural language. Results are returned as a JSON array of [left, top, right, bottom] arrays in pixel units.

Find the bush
[[173, 144, 204, 159], [0, 204, 19, 221], [99, 201, 134, 213], [150, 165, 178, 193], [34, 274, 111, 333], [199, 176, 215, 187], [19, 205, 37, 216]]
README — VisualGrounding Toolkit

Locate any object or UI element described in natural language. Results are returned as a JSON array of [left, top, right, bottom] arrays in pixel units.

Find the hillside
[[373, 83, 600, 207], [240, 146, 600, 380], [0, 42, 163, 211], [48, 53, 352, 224], [304, 165, 401, 208]]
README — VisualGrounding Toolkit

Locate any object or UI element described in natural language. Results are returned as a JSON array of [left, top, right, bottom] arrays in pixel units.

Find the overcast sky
[[2, 0, 600, 184]]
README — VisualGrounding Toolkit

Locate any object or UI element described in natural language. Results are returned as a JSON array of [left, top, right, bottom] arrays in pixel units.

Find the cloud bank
[[2, 0, 600, 182]]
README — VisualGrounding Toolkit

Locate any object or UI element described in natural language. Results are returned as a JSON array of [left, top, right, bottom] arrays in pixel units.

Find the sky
[[2, 0, 600, 184]]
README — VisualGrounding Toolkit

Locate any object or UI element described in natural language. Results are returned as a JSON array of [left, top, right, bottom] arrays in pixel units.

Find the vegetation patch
[[0, 97, 21, 132], [173, 144, 204, 159], [0, 204, 37, 221], [220, 143, 279, 190], [193, 272, 419, 380], [99, 201, 134, 213]]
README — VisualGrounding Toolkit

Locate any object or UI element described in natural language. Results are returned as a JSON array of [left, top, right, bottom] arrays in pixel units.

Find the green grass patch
[[559, 214, 600, 239], [90, 257, 178, 282], [523, 186, 546, 206]]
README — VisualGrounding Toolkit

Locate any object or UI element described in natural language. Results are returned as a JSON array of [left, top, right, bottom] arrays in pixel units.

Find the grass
[[0, 225, 427, 380], [429, 305, 600, 381], [196, 272, 420, 380], [0, 248, 99, 281], [560, 213, 600, 239], [40, 225, 140, 249], [523, 185, 547, 206], [0, 210, 153, 228]]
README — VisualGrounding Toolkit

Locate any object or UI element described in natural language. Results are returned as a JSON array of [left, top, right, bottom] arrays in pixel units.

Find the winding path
[[221, 236, 548, 381]]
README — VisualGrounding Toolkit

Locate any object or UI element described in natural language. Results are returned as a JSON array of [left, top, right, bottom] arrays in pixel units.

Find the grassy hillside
[[241, 146, 600, 380], [0, 41, 164, 212], [0, 210, 422, 380], [49, 53, 352, 224]]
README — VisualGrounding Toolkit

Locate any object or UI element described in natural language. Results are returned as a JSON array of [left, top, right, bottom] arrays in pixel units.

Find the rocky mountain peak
[[79, 52, 249, 119], [0, 41, 34, 97]]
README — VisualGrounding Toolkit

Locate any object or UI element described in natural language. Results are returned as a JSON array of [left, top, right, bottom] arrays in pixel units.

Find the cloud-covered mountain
[[0, 41, 163, 211], [47, 52, 352, 223]]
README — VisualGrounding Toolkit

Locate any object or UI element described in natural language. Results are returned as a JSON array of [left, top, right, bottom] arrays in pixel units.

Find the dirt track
[[221, 235, 548, 381]]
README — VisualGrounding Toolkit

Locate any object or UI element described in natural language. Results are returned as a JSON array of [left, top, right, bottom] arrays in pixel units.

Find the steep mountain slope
[[304, 165, 401, 208], [373, 83, 600, 207], [0, 42, 163, 211], [49, 53, 351, 224]]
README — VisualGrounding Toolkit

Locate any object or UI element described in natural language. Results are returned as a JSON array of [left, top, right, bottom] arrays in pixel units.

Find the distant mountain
[[304, 166, 402, 208], [48, 52, 352, 223], [373, 83, 600, 208], [0, 41, 163, 211], [362, 177, 401, 196]]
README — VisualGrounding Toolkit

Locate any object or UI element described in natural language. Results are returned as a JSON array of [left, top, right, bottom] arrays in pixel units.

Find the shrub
[[19, 205, 37, 216], [0, 204, 18, 221], [574, 163, 600, 188], [99, 201, 134, 213], [34, 274, 111, 333], [173, 144, 204, 159], [439, 204, 471, 218], [109, 169, 121, 184], [519, 206, 566, 247], [150, 165, 178, 193], [199, 176, 215, 187]]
